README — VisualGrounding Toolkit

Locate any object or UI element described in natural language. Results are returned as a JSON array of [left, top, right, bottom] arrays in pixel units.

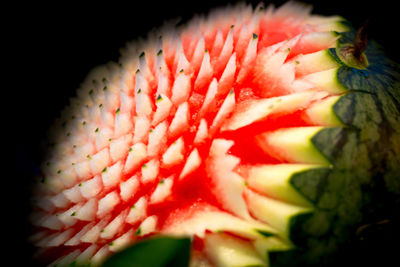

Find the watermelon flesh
[[29, 1, 400, 267]]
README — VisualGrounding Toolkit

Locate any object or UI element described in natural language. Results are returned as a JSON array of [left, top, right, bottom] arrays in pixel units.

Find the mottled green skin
[[275, 28, 400, 266]]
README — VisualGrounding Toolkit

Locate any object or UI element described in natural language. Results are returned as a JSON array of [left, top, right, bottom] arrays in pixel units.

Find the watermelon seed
[[180, 69, 184, 73], [287, 48, 291, 53], [137, 89, 142, 94], [129, 147, 133, 152], [135, 227, 142, 236], [66, 132, 71, 137], [295, 61, 300, 65], [205, 49, 209, 53], [99, 104, 103, 108], [72, 163, 75, 166], [82, 121, 86, 125], [108, 242, 114, 246], [115, 108, 121, 114], [136, 69, 140, 74], [102, 77, 107, 83], [139, 51, 145, 58], [253, 33, 258, 39], [102, 167, 107, 173], [142, 164, 147, 169], [71, 212, 76, 216], [230, 24, 235, 29], [159, 179, 165, 184], [103, 86, 107, 91], [78, 183, 82, 187], [57, 170, 62, 174], [156, 94, 163, 102], [95, 128, 99, 133], [109, 138, 112, 142], [87, 155, 92, 159], [131, 205, 135, 209], [73, 145, 77, 148], [157, 49, 163, 56], [89, 89, 93, 95], [100, 229, 105, 233]]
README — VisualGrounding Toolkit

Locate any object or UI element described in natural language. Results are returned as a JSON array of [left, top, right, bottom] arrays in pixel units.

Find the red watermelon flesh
[[29, 2, 350, 266]]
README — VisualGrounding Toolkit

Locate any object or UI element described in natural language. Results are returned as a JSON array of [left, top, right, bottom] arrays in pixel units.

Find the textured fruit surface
[[29, 1, 400, 266]]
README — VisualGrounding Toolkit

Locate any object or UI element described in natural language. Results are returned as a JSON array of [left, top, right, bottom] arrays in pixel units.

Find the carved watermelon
[[29, 1, 400, 266]]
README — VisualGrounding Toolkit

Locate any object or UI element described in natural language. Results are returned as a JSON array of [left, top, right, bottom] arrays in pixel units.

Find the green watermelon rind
[[278, 24, 400, 266]]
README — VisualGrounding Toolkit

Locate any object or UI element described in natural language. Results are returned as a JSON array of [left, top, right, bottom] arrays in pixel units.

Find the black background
[[7, 0, 399, 266]]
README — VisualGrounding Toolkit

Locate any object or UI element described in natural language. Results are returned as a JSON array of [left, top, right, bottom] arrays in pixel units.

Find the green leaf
[[101, 236, 191, 267]]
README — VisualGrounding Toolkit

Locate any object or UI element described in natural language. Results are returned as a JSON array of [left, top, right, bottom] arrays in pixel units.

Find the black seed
[[71, 212, 76, 216], [115, 108, 120, 114], [253, 33, 258, 39], [95, 128, 99, 133], [89, 89, 93, 95], [137, 89, 142, 94], [135, 227, 142, 236], [57, 170, 62, 174], [157, 49, 163, 56], [139, 51, 145, 58], [156, 94, 163, 102], [102, 167, 107, 173]]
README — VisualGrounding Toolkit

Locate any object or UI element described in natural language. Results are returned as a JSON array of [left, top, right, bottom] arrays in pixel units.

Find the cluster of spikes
[[30, 1, 348, 266]]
